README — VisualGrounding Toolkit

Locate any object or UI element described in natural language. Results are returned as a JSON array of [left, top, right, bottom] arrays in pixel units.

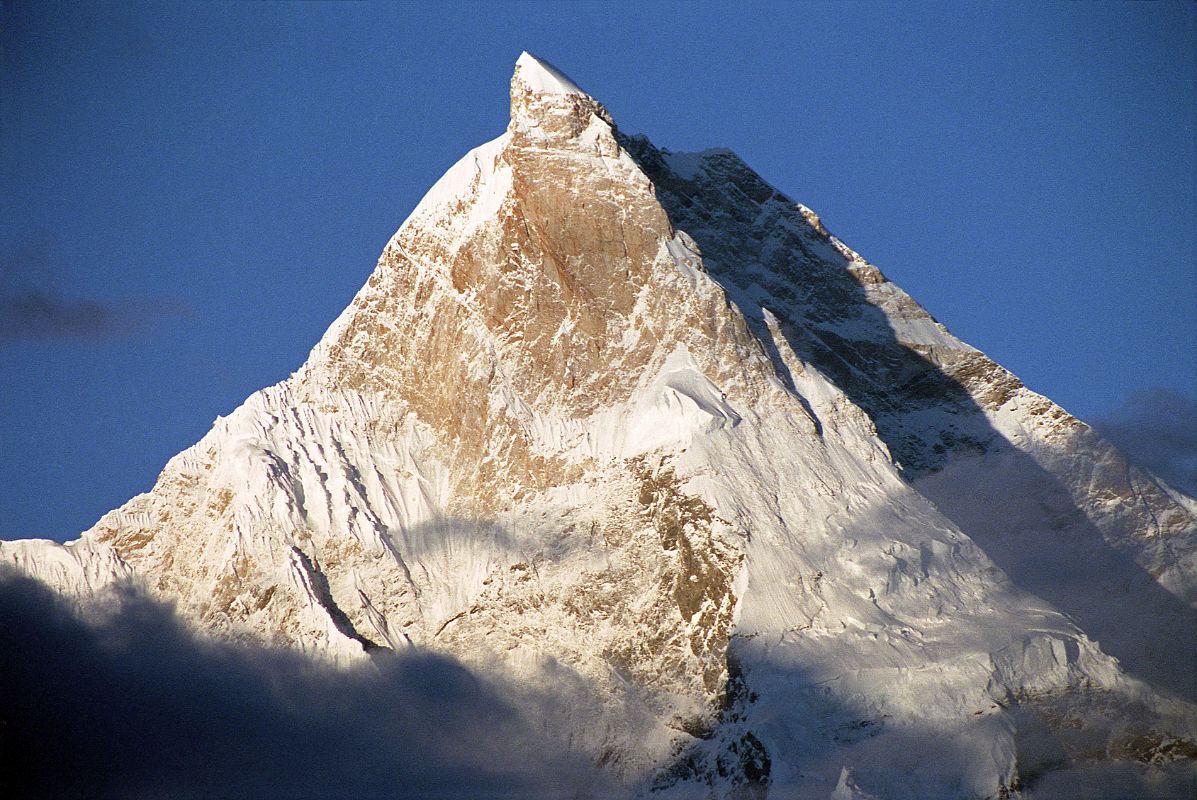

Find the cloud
[[0, 571, 607, 800], [1091, 387, 1197, 497], [0, 233, 190, 343], [0, 291, 193, 342], [0, 290, 120, 341]]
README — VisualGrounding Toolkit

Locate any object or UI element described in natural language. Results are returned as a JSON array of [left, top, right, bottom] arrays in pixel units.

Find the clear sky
[[2, 1, 1194, 540]]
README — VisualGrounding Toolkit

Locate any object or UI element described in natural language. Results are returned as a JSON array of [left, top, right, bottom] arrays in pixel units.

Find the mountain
[[5, 52, 1196, 799]]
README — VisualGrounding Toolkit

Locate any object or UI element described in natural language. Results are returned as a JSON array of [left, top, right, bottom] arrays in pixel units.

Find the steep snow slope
[[626, 138, 1197, 705], [5, 53, 1195, 798]]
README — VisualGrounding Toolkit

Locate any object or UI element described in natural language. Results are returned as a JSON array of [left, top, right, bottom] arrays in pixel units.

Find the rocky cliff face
[[5, 53, 1196, 798]]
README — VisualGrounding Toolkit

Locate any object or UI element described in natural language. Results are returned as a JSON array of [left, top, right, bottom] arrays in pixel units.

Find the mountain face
[[5, 53, 1196, 799]]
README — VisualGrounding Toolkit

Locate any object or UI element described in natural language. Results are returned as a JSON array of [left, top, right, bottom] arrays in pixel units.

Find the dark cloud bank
[[0, 571, 605, 800], [1092, 387, 1197, 497]]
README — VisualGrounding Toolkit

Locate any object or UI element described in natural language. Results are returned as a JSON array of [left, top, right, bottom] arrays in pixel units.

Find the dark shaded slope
[[622, 134, 1197, 704]]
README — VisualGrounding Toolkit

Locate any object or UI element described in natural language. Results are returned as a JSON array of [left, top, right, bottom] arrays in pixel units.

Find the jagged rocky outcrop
[[5, 53, 1196, 798]]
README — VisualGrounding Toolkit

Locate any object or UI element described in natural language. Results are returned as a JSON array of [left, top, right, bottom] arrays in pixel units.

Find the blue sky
[[2, 1, 1194, 540]]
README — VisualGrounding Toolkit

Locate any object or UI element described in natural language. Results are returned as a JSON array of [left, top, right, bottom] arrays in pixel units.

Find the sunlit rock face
[[5, 53, 1196, 798]]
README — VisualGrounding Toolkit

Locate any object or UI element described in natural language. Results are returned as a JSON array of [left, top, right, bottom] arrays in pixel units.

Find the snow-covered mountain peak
[[510, 51, 614, 138], [5, 53, 1197, 799], [514, 51, 586, 96]]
